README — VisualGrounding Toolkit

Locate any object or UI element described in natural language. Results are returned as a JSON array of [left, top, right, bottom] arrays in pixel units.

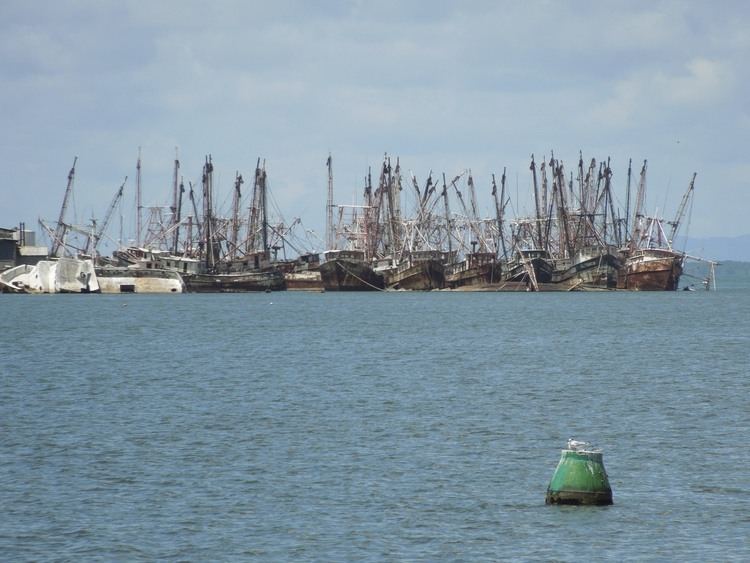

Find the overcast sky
[[2, 0, 749, 253]]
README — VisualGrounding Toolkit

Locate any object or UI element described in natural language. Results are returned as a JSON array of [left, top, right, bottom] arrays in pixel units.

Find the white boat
[[0, 258, 99, 293], [96, 266, 184, 293], [0, 264, 38, 293]]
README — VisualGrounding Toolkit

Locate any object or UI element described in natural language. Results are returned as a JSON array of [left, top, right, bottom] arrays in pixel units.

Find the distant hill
[[676, 234, 750, 262]]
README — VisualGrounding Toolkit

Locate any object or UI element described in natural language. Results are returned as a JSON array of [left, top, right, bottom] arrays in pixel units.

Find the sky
[[1, 0, 749, 255]]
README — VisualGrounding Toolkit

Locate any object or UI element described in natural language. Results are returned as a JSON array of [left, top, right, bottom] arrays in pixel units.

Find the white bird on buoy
[[567, 438, 592, 451]]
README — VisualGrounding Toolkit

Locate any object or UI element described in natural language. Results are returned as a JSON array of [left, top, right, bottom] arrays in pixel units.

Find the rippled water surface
[[2, 289, 749, 560]]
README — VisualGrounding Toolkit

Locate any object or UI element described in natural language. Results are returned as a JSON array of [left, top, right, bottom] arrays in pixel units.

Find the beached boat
[[96, 266, 185, 293], [0, 258, 99, 293], [0, 264, 36, 293]]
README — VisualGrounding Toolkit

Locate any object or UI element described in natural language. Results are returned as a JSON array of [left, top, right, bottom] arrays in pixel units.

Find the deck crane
[[50, 157, 77, 257], [667, 172, 697, 248], [87, 177, 126, 256]]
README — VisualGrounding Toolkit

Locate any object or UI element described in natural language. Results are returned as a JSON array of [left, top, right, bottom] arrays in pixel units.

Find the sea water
[[1, 289, 749, 560]]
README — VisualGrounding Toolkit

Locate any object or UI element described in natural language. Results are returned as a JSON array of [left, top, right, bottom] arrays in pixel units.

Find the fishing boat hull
[[284, 271, 323, 291], [505, 256, 555, 285], [617, 249, 683, 291], [553, 251, 622, 290], [183, 269, 286, 292], [445, 262, 502, 289], [384, 259, 445, 290], [319, 259, 384, 291]]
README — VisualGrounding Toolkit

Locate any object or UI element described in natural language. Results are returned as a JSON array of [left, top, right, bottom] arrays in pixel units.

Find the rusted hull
[[384, 260, 445, 290], [184, 269, 285, 292], [319, 259, 384, 291], [617, 252, 683, 291]]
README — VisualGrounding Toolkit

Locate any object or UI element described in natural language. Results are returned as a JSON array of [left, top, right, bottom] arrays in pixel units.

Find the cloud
[[588, 57, 736, 127], [660, 58, 735, 104]]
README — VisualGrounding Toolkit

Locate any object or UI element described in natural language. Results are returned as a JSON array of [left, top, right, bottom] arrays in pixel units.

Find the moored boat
[[553, 247, 621, 290], [616, 248, 683, 291], [381, 250, 449, 290], [278, 252, 324, 291], [445, 252, 501, 289], [183, 268, 285, 292], [319, 250, 384, 291], [504, 249, 554, 286]]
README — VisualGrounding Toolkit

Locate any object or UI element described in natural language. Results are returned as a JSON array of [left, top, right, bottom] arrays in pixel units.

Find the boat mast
[[363, 167, 373, 257], [171, 149, 180, 227], [260, 160, 269, 258], [230, 171, 243, 259], [51, 156, 77, 257], [554, 160, 574, 259], [600, 159, 613, 247], [136, 147, 142, 247], [530, 155, 543, 249], [173, 177, 184, 255], [170, 148, 180, 252], [188, 181, 202, 249], [202, 155, 215, 269], [492, 169, 509, 262], [326, 154, 334, 251], [384, 155, 397, 260], [247, 158, 261, 254], [442, 173, 453, 261], [623, 158, 632, 244], [605, 159, 620, 248], [629, 160, 647, 252], [391, 157, 403, 260]]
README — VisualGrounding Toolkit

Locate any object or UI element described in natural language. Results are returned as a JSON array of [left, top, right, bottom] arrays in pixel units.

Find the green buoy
[[546, 439, 613, 506]]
